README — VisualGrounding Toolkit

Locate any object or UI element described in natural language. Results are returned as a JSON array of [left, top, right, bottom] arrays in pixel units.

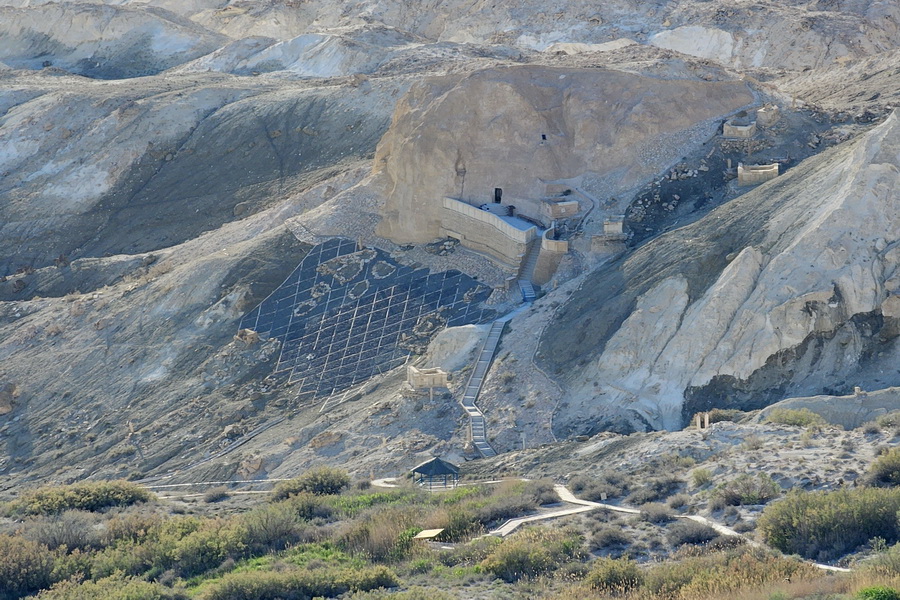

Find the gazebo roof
[[411, 456, 459, 477]]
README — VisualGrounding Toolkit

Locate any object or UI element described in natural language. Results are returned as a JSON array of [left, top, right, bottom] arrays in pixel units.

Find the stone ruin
[[737, 162, 779, 186], [591, 215, 628, 255], [756, 104, 781, 127]]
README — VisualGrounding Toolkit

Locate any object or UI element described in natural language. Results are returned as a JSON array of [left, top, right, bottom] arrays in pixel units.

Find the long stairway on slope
[[459, 320, 504, 457]]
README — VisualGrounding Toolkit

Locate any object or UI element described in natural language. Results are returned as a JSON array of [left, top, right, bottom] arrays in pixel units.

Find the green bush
[[628, 476, 682, 504], [480, 527, 584, 582], [758, 487, 900, 560], [241, 502, 303, 553], [858, 586, 900, 600], [7, 481, 153, 516], [272, 467, 350, 500], [171, 517, 248, 577], [199, 565, 399, 600], [867, 447, 900, 487], [0, 534, 55, 600], [711, 473, 780, 507], [666, 520, 719, 547], [642, 546, 816, 598], [691, 468, 713, 488], [585, 557, 643, 595], [765, 408, 825, 427], [30, 576, 187, 600], [877, 412, 900, 428], [336, 506, 422, 562]]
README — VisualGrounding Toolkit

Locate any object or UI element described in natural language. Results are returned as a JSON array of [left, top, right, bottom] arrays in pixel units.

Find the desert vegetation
[[6, 455, 900, 599]]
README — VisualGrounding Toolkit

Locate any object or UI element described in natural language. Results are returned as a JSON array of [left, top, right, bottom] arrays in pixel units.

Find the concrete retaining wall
[[441, 197, 537, 267]]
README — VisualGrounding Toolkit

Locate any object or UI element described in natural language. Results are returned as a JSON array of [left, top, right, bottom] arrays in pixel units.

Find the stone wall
[[440, 197, 537, 268], [408, 365, 449, 389], [723, 120, 757, 138], [533, 228, 568, 285], [757, 105, 780, 127], [737, 162, 779, 185], [542, 199, 580, 221]]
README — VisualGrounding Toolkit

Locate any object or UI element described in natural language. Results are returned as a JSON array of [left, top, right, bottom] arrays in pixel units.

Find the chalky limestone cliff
[[541, 111, 900, 434]]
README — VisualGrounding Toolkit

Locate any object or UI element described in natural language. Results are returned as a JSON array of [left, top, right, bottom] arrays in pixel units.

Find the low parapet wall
[[441, 197, 537, 268], [723, 120, 757, 139], [541, 228, 568, 253], [737, 162, 779, 185]]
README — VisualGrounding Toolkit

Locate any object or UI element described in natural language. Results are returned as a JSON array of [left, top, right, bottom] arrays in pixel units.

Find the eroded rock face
[[375, 65, 753, 244], [0, 73, 397, 274], [0, 3, 226, 78], [545, 111, 900, 434]]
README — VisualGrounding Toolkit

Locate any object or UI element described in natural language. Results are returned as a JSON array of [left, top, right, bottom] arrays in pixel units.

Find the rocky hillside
[[1, 0, 900, 492], [539, 110, 900, 435]]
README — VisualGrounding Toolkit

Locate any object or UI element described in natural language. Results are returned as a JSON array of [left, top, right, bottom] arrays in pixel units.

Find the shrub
[[640, 503, 674, 524], [765, 408, 825, 427], [877, 412, 900, 428], [862, 421, 883, 435], [666, 520, 719, 546], [858, 586, 900, 600], [284, 492, 333, 522], [24, 510, 100, 551], [668, 494, 690, 509], [585, 557, 643, 595], [241, 502, 303, 553], [172, 517, 248, 577], [627, 476, 682, 504], [642, 546, 817, 598], [569, 472, 627, 501], [203, 487, 230, 503], [101, 509, 163, 546], [0, 534, 55, 599], [336, 506, 421, 562], [867, 447, 900, 487], [758, 487, 900, 560], [691, 468, 713, 488], [8, 481, 153, 516], [475, 494, 537, 527], [480, 527, 584, 582], [525, 479, 559, 505], [272, 467, 350, 499], [590, 527, 631, 551], [199, 565, 399, 600], [30, 576, 188, 600], [711, 473, 780, 507]]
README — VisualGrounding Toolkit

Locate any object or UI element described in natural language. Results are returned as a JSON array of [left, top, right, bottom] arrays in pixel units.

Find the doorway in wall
[[494, 188, 502, 203]]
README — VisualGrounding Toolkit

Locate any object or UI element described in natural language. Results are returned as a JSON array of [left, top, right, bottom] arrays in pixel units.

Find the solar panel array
[[240, 238, 495, 400]]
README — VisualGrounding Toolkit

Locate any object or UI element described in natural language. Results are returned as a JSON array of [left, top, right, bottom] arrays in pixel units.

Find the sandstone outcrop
[[375, 65, 753, 245]]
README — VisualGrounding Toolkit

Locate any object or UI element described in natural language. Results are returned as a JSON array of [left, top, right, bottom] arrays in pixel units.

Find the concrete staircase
[[515, 239, 541, 303], [459, 320, 504, 457]]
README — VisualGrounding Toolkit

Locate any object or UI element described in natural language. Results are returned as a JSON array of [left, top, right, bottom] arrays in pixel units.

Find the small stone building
[[407, 366, 449, 390], [723, 119, 757, 139], [737, 162, 779, 186]]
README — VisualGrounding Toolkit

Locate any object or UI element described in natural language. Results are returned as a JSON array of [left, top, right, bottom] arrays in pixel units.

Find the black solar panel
[[239, 239, 494, 399]]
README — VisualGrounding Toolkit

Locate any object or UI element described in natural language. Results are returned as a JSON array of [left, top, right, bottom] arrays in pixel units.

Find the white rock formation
[[560, 111, 900, 432]]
